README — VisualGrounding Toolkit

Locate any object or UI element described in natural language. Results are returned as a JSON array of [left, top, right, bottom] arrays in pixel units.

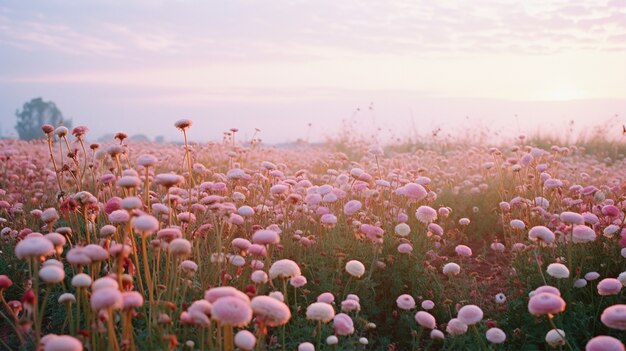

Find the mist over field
[[1, 1, 626, 351]]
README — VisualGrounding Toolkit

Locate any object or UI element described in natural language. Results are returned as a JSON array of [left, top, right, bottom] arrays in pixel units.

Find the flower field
[[0, 121, 625, 350]]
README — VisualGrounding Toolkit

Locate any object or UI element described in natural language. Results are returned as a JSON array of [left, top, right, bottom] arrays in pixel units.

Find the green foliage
[[14, 97, 72, 140]]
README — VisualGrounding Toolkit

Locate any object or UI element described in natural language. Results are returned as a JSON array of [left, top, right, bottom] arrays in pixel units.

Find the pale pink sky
[[0, 0, 625, 142]]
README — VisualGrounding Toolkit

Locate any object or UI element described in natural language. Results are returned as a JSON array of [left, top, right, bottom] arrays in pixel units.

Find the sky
[[0, 0, 625, 143]]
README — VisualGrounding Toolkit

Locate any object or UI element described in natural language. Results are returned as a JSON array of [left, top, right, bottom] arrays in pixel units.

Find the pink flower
[[252, 230, 280, 245], [598, 278, 623, 296], [457, 305, 483, 325], [361, 224, 384, 244], [415, 311, 436, 329], [528, 293, 566, 316], [333, 313, 355, 335], [234, 330, 256, 351], [585, 336, 625, 351], [396, 294, 416, 310], [250, 295, 291, 327], [211, 296, 253, 327], [317, 292, 335, 304], [601, 304, 626, 330]]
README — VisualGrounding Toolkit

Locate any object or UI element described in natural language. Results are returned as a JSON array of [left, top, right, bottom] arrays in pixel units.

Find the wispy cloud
[[1, 0, 625, 62]]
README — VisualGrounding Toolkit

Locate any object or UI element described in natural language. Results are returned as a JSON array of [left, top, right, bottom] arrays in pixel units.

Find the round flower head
[[601, 304, 626, 330], [345, 260, 365, 278], [585, 272, 600, 281], [58, 293, 76, 304], [44, 233, 66, 253], [251, 295, 291, 327], [528, 292, 566, 316], [560, 211, 584, 224], [117, 176, 141, 188], [528, 226, 555, 244], [137, 154, 158, 167], [360, 224, 384, 244], [155, 173, 184, 188], [83, 244, 109, 262], [41, 207, 60, 224], [585, 336, 625, 351], [619, 271, 626, 285], [0, 275, 13, 289], [251, 270, 268, 284], [545, 329, 566, 347], [396, 294, 416, 310], [15, 236, 55, 259], [204, 286, 250, 303], [395, 223, 411, 237], [333, 313, 354, 335], [457, 305, 483, 325], [122, 291, 144, 310], [443, 263, 461, 276], [546, 263, 570, 279], [290, 275, 307, 288], [174, 118, 193, 130], [455, 245, 472, 257], [55, 126, 68, 137], [574, 279, 588, 288], [132, 215, 159, 235], [306, 302, 335, 323], [398, 243, 413, 253], [317, 292, 334, 304], [252, 230, 280, 245], [486, 328, 506, 344], [531, 285, 561, 297], [415, 206, 437, 224], [180, 260, 198, 274], [44, 335, 83, 351], [234, 330, 256, 351], [108, 210, 130, 225], [343, 200, 362, 215], [422, 300, 435, 310], [398, 183, 427, 201], [92, 277, 119, 291], [601, 205, 621, 217], [169, 238, 192, 257], [341, 299, 360, 313], [39, 265, 65, 284], [320, 214, 337, 226], [298, 342, 315, 351], [428, 223, 444, 236], [71, 273, 92, 288], [326, 335, 338, 345], [446, 318, 468, 336], [121, 196, 143, 210], [431, 329, 445, 341], [90, 287, 123, 311], [598, 278, 623, 296], [41, 124, 55, 134], [510, 219, 525, 230], [572, 225, 596, 243], [211, 296, 253, 327], [415, 311, 436, 329], [269, 259, 301, 280]]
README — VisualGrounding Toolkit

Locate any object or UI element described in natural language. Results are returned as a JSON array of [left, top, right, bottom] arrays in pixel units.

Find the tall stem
[[47, 136, 64, 195]]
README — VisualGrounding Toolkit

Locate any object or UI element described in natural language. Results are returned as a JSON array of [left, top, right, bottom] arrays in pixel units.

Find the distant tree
[[130, 134, 150, 142], [14, 97, 72, 140]]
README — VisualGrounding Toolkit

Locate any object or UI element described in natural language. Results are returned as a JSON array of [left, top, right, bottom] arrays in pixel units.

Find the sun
[[540, 88, 587, 101]]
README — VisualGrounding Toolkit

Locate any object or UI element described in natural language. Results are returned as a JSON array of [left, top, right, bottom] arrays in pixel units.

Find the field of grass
[[0, 121, 625, 350]]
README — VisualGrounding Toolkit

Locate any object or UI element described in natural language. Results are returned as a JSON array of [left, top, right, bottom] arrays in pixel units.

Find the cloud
[[1, 0, 625, 62]]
